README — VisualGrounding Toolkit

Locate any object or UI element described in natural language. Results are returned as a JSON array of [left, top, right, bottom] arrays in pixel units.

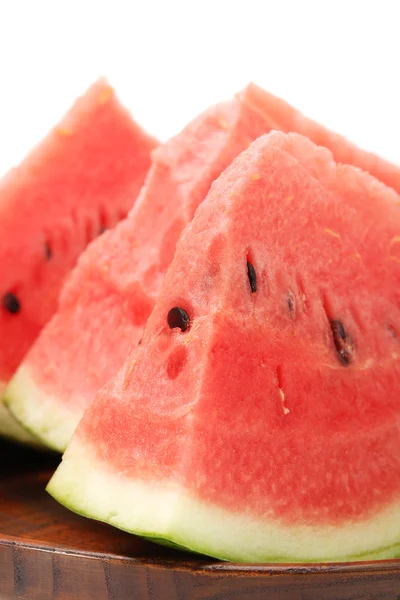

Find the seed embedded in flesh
[[247, 261, 257, 293], [167, 307, 190, 332], [2, 292, 21, 314], [44, 241, 52, 260], [329, 319, 353, 366], [287, 291, 295, 314]]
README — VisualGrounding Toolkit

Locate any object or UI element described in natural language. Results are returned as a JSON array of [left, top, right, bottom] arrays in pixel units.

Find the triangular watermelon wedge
[[48, 131, 400, 563], [5, 83, 400, 452], [3, 85, 283, 450], [0, 79, 157, 442]]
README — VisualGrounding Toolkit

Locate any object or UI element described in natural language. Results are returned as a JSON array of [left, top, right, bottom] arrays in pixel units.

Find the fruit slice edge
[[47, 442, 400, 563]]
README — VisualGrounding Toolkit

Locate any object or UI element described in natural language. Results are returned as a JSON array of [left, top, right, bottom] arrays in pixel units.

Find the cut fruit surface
[[48, 447, 400, 563], [7, 83, 400, 452], [4, 85, 281, 451], [0, 383, 38, 445], [0, 78, 156, 441], [48, 131, 400, 562]]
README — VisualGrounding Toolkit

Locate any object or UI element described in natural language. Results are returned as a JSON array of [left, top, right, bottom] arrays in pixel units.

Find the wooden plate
[[1, 440, 399, 600]]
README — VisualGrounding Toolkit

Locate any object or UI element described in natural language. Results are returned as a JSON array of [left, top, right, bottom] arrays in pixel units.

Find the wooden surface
[[1, 440, 400, 599]]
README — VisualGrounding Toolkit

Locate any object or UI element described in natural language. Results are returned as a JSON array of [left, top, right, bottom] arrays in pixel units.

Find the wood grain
[[1, 440, 400, 600]]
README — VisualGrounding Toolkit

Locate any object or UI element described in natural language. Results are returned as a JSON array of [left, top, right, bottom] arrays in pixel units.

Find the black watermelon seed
[[329, 319, 353, 366], [44, 241, 52, 260], [167, 307, 190, 332], [287, 292, 295, 314], [247, 261, 257, 293], [2, 292, 21, 314], [388, 324, 398, 339]]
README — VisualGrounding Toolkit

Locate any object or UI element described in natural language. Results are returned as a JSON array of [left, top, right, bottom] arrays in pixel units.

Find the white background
[[0, 0, 399, 178]]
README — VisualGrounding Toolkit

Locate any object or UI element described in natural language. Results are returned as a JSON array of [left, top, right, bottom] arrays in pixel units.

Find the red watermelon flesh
[[48, 131, 400, 563], [0, 79, 157, 439], [6, 83, 400, 453], [4, 88, 285, 450]]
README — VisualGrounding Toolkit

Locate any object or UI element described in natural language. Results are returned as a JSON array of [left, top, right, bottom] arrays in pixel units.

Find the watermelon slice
[[3, 86, 280, 450], [5, 83, 400, 452], [0, 79, 157, 441], [48, 131, 400, 563]]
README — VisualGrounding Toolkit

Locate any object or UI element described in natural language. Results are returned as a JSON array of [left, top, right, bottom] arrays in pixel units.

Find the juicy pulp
[[48, 131, 400, 562], [6, 83, 400, 452], [0, 78, 156, 441]]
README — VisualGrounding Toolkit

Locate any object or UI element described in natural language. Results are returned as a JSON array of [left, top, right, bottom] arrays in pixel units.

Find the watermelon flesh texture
[[6, 83, 400, 453], [48, 131, 400, 563], [0, 79, 157, 441], [4, 87, 284, 450]]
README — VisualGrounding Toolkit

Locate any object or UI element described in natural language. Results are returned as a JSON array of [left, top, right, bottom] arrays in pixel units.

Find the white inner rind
[[4, 367, 77, 452], [48, 440, 400, 563], [0, 380, 39, 444]]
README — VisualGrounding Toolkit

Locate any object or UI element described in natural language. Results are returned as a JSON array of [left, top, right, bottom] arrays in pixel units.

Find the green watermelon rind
[[139, 536, 400, 562], [145, 537, 208, 556], [4, 367, 74, 452], [0, 382, 44, 448], [47, 445, 400, 564]]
